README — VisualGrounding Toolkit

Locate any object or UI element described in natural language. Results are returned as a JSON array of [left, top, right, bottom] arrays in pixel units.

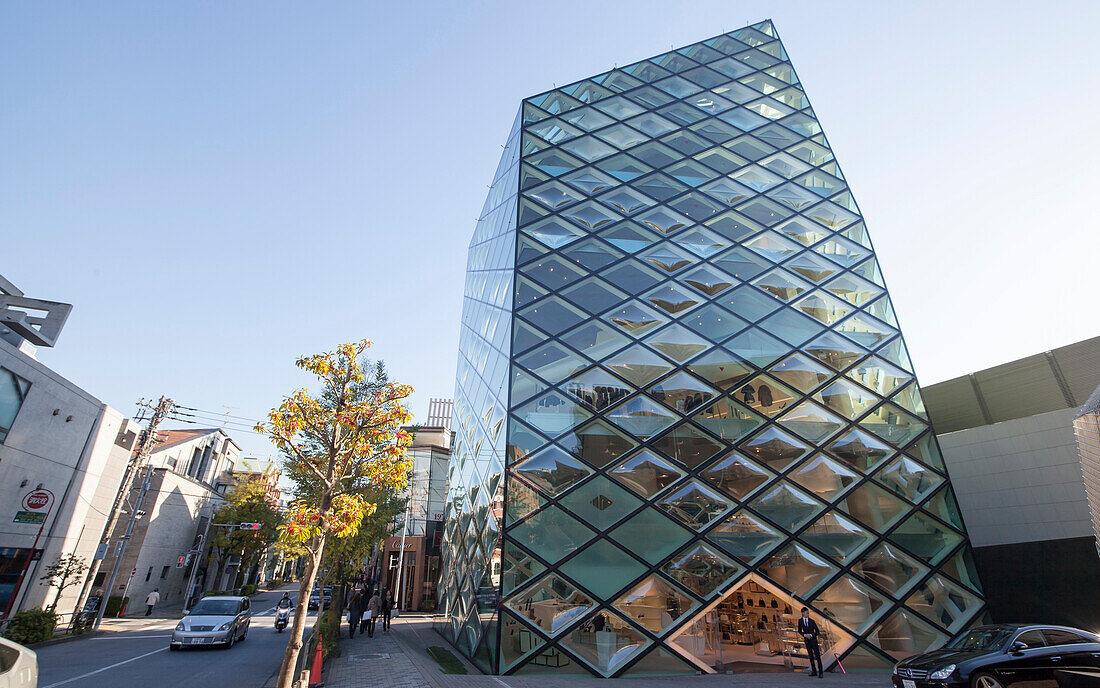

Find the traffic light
[[238, 523, 262, 530], [176, 555, 186, 568]]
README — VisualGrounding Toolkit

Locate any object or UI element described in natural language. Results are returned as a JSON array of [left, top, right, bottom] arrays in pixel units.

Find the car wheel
[[972, 673, 1005, 688], [226, 631, 236, 649], [169, 645, 180, 652]]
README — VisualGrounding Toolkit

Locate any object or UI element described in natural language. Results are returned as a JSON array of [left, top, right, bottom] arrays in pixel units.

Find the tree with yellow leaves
[[257, 340, 413, 688]]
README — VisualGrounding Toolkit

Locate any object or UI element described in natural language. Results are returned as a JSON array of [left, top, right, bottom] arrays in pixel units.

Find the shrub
[[239, 584, 258, 596], [3, 609, 58, 645], [264, 579, 280, 589], [201, 590, 229, 598], [105, 596, 129, 618]]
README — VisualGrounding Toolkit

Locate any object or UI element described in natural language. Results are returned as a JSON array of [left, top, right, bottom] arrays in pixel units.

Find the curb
[[27, 630, 106, 649]]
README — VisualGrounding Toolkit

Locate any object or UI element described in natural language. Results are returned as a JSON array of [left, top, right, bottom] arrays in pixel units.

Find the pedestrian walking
[[381, 587, 393, 632], [145, 588, 160, 616], [366, 589, 381, 638], [346, 588, 364, 639], [798, 607, 824, 678]]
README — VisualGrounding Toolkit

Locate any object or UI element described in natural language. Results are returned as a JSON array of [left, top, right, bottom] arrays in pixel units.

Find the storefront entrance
[[667, 574, 853, 673]]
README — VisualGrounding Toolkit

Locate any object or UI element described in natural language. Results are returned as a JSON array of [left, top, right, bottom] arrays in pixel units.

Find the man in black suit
[[798, 607, 824, 678]]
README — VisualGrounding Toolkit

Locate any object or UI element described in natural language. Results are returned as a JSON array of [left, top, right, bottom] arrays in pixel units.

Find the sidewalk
[[310, 614, 891, 688]]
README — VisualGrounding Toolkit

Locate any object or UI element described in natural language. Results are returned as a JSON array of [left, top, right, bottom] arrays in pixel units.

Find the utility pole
[[93, 396, 174, 629]]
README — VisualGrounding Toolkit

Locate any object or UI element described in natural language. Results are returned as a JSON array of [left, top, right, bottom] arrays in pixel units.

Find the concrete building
[[923, 336, 1100, 630], [0, 275, 139, 624], [381, 424, 449, 611], [93, 428, 241, 611]]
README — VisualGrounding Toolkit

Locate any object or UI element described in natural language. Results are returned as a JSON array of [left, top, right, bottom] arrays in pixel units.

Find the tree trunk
[[275, 531, 327, 688]]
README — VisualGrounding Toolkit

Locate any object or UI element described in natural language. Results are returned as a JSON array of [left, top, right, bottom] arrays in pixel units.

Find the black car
[[892, 624, 1100, 688]]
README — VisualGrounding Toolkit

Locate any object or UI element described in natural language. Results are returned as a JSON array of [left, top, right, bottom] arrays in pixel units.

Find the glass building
[[439, 20, 986, 677]]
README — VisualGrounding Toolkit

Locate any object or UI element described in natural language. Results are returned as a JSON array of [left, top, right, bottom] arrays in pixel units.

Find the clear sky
[[3, 1, 1098, 459]]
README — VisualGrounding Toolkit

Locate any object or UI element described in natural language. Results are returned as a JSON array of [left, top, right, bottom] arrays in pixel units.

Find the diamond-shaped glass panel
[[561, 609, 650, 677], [505, 572, 595, 636], [789, 453, 860, 502], [508, 506, 596, 566], [558, 538, 647, 600], [604, 301, 668, 337], [758, 542, 836, 597], [610, 508, 695, 565], [875, 456, 944, 502], [614, 574, 698, 636], [657, 479, 733, 530], [611, 449, 685, 499], [750, 481, 825, 533], [643, 283, 702, 316], [560, 419, 637, 470], [804, 331, 867, 371], [635, 206, 691, 236], [514, 391, 593, 439], [777, 400, 847, 443], [707, 509, 783, 563], [800, 511, 874, 563], [644, 324, 710, 363], [753, 268, 812, 302], [733, 375, 799, 418], [562, 367, 632, 412], [837, 482, 909, 534], [691, 398, 763, 442], [559, 475, 643, 531], [686, 348, 754, 391], [849, 542, 928, 597], [653, 422, 727, 469], [603, 346, 675, 387], [739, 425, 812, 472], [648, 371, 717, 414], [515, 445, 595, 498], [661, 542, 744, 599], [815, 575, 890, 635], [606, 395, 679, 439], [681, 264, 737, 297], [905, 573, 982, 633], [700, 451, 772, 500]]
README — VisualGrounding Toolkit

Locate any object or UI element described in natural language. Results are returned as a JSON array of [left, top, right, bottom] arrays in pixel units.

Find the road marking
[[92, 634, 172, 640], [41, 646, 168, 688], [492, 677, 511, 688]]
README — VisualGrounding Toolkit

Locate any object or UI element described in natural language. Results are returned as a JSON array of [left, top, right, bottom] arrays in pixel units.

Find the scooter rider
[[275, 592, 293, 632]]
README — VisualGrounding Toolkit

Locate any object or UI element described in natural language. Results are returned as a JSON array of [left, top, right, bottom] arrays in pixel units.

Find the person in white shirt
[[145, 588, 160, 616]]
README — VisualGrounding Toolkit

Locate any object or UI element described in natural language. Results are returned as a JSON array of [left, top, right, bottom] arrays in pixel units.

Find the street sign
[[22, 490, 51, 511], [130, 567, 136, 577], [94, 543, 109, 560], [13, 511, 45, 524]]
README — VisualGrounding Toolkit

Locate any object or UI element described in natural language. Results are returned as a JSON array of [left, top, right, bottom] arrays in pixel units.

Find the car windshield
[[947, 627, 1015, 651], [190, 600, 239, 616]]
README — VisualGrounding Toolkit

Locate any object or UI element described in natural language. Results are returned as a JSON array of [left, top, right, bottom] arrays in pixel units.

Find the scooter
[[275, 607, 291, 632]]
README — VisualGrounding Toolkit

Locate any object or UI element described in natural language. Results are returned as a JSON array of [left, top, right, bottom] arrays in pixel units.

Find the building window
[[145, 567, 152, 582], [0, 368, 31, 443], [160, 566, 170, 579]]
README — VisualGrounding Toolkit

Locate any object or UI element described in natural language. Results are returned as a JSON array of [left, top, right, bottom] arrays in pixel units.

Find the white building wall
[[124, 470, 223, 609], [0, 338, 135, 620], [939, 407, 1091, 547]]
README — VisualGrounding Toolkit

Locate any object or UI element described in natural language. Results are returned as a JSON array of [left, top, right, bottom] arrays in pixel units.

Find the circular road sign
[[22, 489, 52, 511]]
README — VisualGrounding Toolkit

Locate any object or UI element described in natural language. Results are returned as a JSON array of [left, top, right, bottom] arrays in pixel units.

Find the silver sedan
[[170, 595, 252, 650]]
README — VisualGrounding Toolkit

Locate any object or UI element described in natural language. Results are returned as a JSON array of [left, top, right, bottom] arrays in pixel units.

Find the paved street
[[36, 586, 315, 688]]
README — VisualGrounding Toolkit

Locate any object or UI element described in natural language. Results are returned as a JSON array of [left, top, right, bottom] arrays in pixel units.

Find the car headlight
[[175, 621, 187, 631], [218, 621, 234, 631], [930, 664, 956, 680]]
